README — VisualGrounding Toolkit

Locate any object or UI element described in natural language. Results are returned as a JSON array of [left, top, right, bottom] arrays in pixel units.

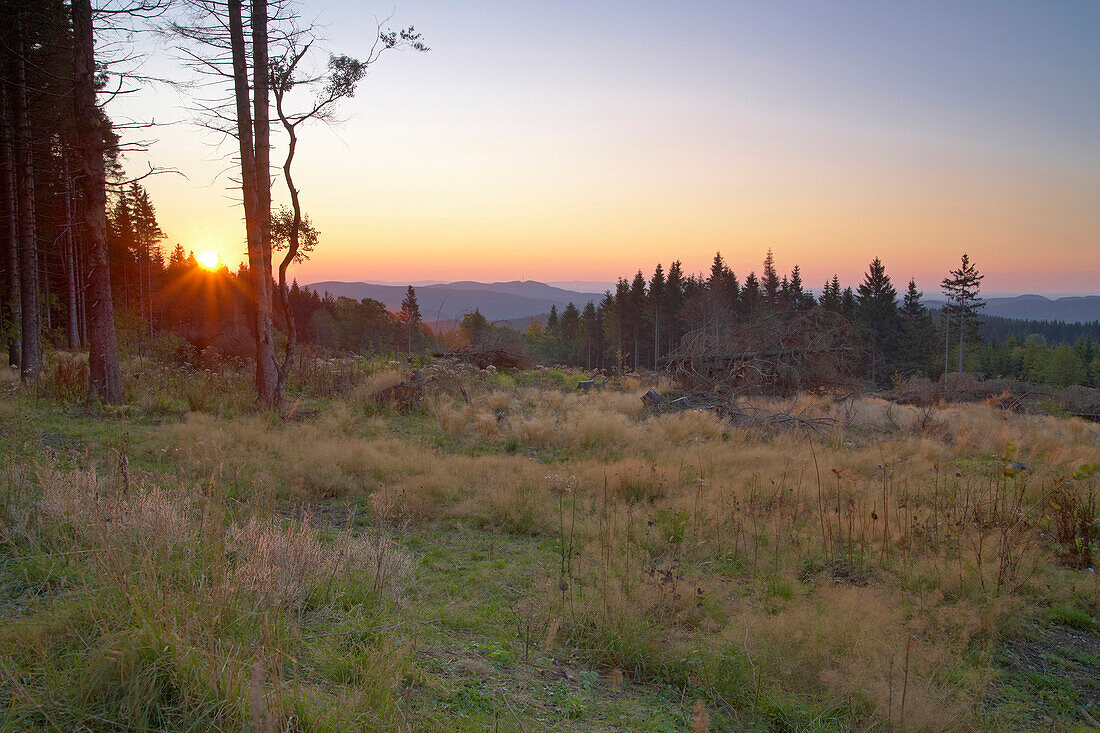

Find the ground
[[0, 357, 1098, 731]]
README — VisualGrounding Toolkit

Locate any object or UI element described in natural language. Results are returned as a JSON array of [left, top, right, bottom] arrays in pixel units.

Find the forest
[[0, 0, 1096, 402]]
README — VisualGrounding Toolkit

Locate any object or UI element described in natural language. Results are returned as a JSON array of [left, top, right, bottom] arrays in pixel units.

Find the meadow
[[0, 353, 1097, 731]]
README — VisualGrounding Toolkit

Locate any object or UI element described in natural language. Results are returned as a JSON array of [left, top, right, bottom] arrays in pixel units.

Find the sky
[[114, 0, 1100, 296]]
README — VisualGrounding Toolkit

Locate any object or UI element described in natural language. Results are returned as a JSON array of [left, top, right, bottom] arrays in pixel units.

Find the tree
[[72, 0, 124, 400], [787, 265, 809, 310], [460, 309, 490, 347], [175, 1, 424, 404], [762, 249, 780, 309], [741, 272, 762, 316], [0, 78, 18, 369], [664, 260, 685, 353], [819, 275, 842, 312], [628, 270, 647, 370], [10, 14, 41, 382], [647, 263, 665, 369], [399, 285, 422, 355], [856, 257, 900, 385], [941, 253, 985, 374], [268, 27, 425, 400], [579, 300, 600, 369], [129, 183, 165, 336], [899, 279, 936, 375]]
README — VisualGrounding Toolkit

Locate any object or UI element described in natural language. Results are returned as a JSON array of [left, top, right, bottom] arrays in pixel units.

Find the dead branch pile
[[646, 391, 838, 435], [665, 310, 860, 398], [889, 374, 1100, 420], [434, 345, 534, 371], [373, 370, 428, 410]]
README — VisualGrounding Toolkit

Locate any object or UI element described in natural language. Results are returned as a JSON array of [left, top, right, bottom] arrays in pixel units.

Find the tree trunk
[[12, 17, 40, 382], [228, 0, 277, 403], [944, 314, 949, 377], [72, 0, 122, 402], [252, 0, 272, 281], [273, 91, 300, 402], [0, 79, 19, 369], [958, 314, 964, 374], [62, 154, 79, 350]]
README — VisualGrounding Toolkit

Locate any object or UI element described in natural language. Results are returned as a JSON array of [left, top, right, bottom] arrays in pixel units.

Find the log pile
[[664, 310, 860, 398]]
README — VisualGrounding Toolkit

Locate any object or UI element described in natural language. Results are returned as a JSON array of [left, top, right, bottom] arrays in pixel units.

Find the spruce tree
[[819, 275, 842, 312], [741, 272, 762, 316], [856, 257, 900, 385], [899, 279, 936, 376], [940, 253, 985, 374], [399, 285, 422, 355], [762, 249, 780, 308], [788, 265, 808, 310], [648, 263, 666, 368]]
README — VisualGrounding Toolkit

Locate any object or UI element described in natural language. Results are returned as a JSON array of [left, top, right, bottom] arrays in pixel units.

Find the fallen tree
[[664, 309, 860, 398]]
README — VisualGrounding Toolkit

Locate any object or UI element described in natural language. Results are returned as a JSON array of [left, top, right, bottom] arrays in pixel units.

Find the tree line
[[523, 251, 1099, 389]]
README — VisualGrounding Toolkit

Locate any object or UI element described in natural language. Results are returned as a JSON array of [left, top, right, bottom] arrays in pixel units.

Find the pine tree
[[899, 279, 936, 375], [762, 249, 780, 308], [788, 265, 808, 310], [546, 304, 560, 337], [628, 271, 647, 370], [841, 286, 857, 320], [940, 253, 985, 374], [399, 285, 422, 355], [819, 275, 842, 312], [707, 251, 738, 326], [741, 272, 762, 316], [648, 263, 666, 369], [856, 257, 900, 385], [580, 300, 600, 369]]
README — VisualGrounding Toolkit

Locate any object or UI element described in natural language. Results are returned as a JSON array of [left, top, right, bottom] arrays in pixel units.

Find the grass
[[1, 353, 1098, 730]]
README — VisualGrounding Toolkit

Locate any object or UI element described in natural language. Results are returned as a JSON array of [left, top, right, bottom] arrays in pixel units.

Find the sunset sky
[[117, 0, 1099, 296]]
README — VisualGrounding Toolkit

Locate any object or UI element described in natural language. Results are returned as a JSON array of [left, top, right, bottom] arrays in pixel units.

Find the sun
[[197, 251, 220, 271]]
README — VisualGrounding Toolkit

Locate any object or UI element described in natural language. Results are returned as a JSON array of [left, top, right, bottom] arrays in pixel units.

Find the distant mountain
[[308, 281, 1099, 325], [306, 280, 598, 322], [547, 280, 616, 294], [926, 294, 1100, 323]]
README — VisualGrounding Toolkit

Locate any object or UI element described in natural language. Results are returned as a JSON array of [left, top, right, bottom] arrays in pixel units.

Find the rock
[[641, 389, 661, 407]]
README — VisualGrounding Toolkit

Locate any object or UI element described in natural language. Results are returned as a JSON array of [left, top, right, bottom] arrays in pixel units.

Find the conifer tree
[[899, 279, 936, 375], [647, 263, 665, 369], [741, 272, 762, 316], [856, 257, 900, 385], [788, 265, 809, 310], [580, 300, 600, 369], [940, 253, 985, 374], [819, 275, 842, 312], [762, 249, 780, 308], [399, 285, 422, 355]]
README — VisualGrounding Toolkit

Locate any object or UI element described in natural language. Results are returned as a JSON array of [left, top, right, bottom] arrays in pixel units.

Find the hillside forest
[[1, 0, 1098, 403]]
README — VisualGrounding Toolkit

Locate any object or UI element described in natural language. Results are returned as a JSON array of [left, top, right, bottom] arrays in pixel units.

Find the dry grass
[[2, 358, 1096, 730]]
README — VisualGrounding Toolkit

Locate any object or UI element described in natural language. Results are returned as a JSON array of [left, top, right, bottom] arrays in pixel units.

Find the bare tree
[[269, 25, 426, 400], [173, 1, 424, 405]]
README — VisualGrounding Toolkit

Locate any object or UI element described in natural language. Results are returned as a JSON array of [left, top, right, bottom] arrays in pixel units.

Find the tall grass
[[2, 355, 1097, 729]]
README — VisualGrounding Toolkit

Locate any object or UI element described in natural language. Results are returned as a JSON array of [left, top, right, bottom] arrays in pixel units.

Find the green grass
[[4, 361, 1099, 731]]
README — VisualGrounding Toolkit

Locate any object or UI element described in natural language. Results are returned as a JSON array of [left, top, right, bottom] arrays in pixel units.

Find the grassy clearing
[[1, 354, 1098, 731]]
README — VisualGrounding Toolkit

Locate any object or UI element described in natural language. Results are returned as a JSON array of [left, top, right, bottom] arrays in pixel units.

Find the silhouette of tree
[[941, 253, 985, 374]]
